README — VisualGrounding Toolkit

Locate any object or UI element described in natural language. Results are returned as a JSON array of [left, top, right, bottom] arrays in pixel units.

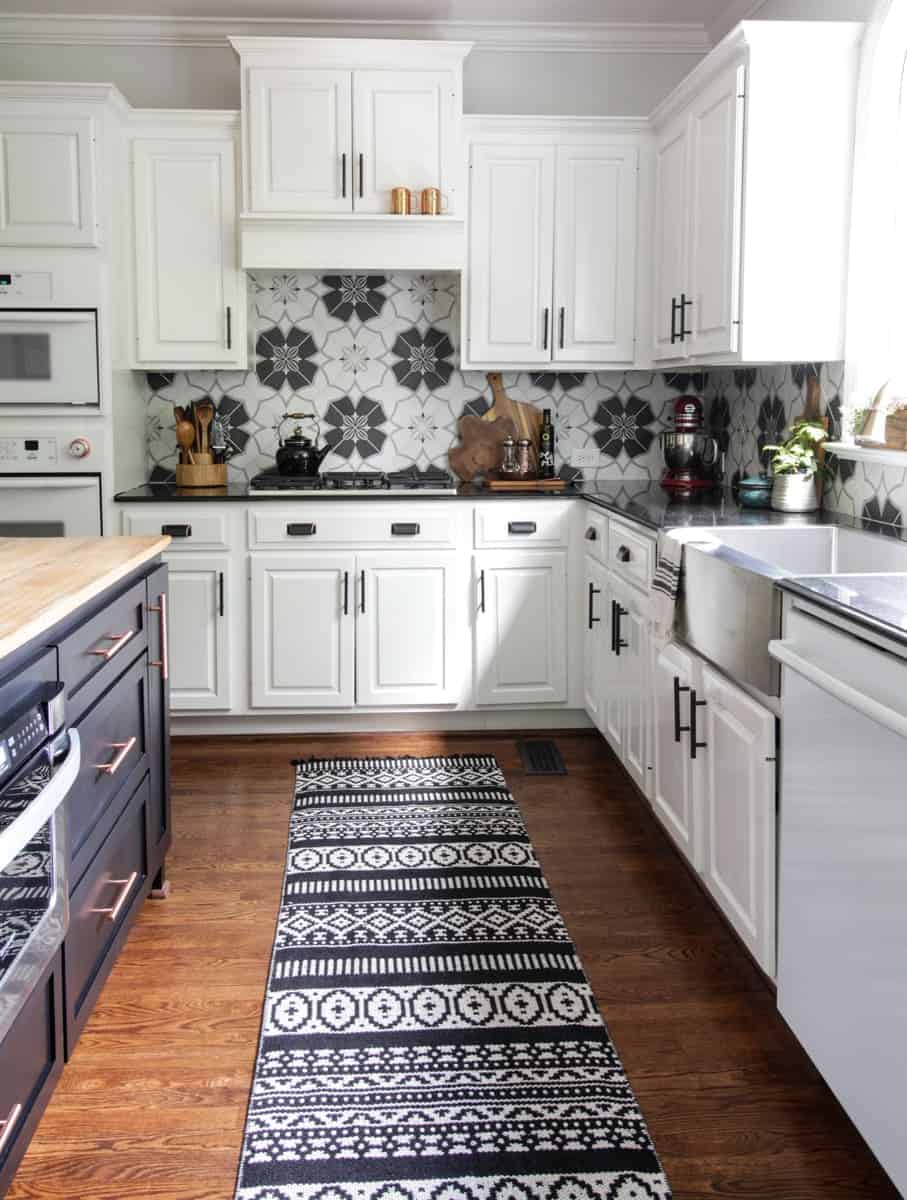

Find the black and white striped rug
[[235, 755, 670, 1200]]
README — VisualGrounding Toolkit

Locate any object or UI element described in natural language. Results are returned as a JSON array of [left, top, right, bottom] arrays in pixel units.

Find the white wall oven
[[0, 432, 103, 537], [0, 309, 99, 410]]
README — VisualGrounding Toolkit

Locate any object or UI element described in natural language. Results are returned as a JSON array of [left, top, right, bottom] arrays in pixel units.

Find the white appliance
[[770, 596, 907, 1196], [0, 431, 103, 536], [0, 309, 99, 409]]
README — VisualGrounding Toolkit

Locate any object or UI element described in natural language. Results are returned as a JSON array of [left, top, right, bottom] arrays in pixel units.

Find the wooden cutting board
[[449, 414, 517, 481], [483, 372, 543, 472]]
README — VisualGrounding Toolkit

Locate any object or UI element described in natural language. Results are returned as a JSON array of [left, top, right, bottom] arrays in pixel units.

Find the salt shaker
[[499, 436, 518, 475]]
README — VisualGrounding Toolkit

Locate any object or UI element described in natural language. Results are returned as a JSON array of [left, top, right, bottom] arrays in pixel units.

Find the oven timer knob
[[68, 437, 91, 459]]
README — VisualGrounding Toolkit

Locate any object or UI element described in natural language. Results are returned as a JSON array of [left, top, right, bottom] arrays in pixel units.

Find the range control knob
[[68, 437, 91, 459]]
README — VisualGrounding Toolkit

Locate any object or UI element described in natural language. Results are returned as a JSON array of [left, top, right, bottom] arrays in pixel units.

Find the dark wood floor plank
[[7, 731, 898, 1200]]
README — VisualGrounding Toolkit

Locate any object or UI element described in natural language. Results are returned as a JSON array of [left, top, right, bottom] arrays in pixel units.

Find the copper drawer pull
[[0, 1102, 22, 1156], [88, 629, 135, 661], [94, 872, 138, 923], [94, 736, 137, 776], [148, 593, 168, 681]]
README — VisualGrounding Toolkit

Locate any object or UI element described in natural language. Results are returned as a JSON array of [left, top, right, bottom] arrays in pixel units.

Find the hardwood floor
[[8, 731, 898, 1199]]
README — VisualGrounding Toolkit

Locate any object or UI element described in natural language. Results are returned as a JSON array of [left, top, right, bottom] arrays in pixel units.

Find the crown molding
[[0, 13, 713, 55], [464, 113, 652, 137]]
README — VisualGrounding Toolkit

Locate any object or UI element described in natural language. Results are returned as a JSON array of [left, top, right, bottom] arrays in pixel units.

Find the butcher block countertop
[[0, 536, 170, 662]]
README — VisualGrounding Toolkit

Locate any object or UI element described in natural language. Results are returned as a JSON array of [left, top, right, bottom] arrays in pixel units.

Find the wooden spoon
[[195, 401, 214, 456], [175, 419, 196, 466]]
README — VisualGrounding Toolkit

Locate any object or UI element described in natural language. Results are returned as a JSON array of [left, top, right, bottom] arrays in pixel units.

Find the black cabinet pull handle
[[359, 152, 364, 198], [542, 306, 549, 351], [587, 582, 601, 630], [680, 292, 693, 342], [226, 305, 232, 350], [585, 527, 598, 541], [670, 296, 680, 345], [343, 570, 349, 615], [558, 306, 565, 350], [286, 522, 316, 537], [478, 569, 486, 614], [341, 152, 347, 199], [614, 603, 628, 656], [218, 571, 224, 618], [508, 521, 536, 535], [617, 544, 631, 563], [673, 676, 691, 742], [161, 523, 191, 538], [391, 522, 420, 536], [360, 569, 366, 614], [690, 690, 708, 759]]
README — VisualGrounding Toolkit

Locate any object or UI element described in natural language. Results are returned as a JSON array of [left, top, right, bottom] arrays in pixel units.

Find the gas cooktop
[[249, 467, 459, 495]]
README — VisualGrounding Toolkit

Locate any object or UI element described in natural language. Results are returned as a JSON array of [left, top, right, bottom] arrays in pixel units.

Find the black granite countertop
[[778, 574, 907, 648], [574, 482, 832, 531], [113, 482, 579, 503]]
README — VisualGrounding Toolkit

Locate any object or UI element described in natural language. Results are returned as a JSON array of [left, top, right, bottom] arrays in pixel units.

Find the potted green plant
[[763, 419, 830, 512]]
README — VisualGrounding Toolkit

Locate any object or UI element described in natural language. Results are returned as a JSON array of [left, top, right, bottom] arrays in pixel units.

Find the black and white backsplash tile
[[145, 271, 693, 485]]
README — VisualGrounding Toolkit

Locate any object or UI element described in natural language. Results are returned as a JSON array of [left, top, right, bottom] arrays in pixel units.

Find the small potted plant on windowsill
[[763, 419, 830, 512]]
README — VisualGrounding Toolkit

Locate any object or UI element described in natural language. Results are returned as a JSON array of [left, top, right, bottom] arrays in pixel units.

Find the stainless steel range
[[249, 467, 458, 496]]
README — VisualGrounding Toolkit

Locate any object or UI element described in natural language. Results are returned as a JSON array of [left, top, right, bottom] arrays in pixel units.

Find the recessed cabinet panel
[[653, 640, 700, 867], [248, 67, 352, 212], [468, 144, 555, 363], [251, 555, 355, 708], [652, 117, 689, 362], [583, 556, 608, 732], [0, 116, 97, 246], [165, 555, 230, 711], [353, 70, 447, 213], [554, 145, 638, 363]]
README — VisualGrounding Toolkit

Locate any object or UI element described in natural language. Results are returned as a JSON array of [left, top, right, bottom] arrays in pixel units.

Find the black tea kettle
[[275, 412, 330, 477]]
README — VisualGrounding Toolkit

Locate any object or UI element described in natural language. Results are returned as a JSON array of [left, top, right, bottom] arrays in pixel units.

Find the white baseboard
[[171, 708, 594, 737]]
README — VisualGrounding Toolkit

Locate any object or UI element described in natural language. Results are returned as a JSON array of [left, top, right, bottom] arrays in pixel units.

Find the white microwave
[[0, 309, 99, 408]]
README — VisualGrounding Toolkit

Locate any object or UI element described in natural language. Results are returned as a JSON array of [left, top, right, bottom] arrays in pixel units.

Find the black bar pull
[[218, 571, 224, 618], [617, 544, 632, 563], [225, 305, 232, 350], [585, 526, 598, 541], [670, 297, 680, 345], [614, 603, 629, 656], [478, 569, 486, 614], [391, 522, 420, 536], [558, 306, 565, 349], [161, 523, 191, 538], [673, 676, 691, 742], [360, 569, 366, 614], [542, 306, 549, 351], [343, 570, 349, 616], [680, 292, 693, 342], [690, 690, 708, 759], [587, 582, 601, 630], [508, 521, 536, 535], [358, 152, 364, 198], [286, 522, 317, 537], [341, 152, 347, 198]]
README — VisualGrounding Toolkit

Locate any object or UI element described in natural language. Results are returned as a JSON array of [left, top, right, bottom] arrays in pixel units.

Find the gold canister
[[420, 187, 448, 215], [391, 186, 412, 215]]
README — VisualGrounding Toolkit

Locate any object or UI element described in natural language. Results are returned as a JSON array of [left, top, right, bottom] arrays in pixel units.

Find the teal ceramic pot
[[738, 476, 774, 508]]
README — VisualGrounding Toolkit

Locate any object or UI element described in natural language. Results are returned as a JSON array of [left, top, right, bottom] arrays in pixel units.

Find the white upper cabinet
[[248, 67, 352, 213], [0, 113, 98, 246], [465, 122, 643, 370], [467, 144, 555, 365], [131, 132, 246, 368], [651, 21, 861, 365], [554, 144, 638, 364]]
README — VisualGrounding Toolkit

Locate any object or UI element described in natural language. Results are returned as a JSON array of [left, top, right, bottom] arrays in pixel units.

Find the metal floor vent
[[517, 739, 567, 775]]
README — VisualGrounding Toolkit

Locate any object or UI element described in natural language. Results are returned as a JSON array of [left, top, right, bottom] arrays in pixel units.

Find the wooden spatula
[[195, 401, 214, 456]]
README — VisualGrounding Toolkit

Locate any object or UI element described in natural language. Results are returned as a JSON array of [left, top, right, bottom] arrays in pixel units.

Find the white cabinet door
[[686, 64, 746, 359], [475, 552, 567, 706], [601, 582, 624, 758], [700, 664, 776, 975], [467, 144, 555, 364], [250, 554, 355, 709], [248, 67, 352, 213], [652, 641, 700, 868], [620, 585, 650, 797], [0, 114, 98, 246], [582, 556, 608, 731], [554, 144, 638, 363], [651, 116, 689, 362], [352, 70, 450, 213], [357, 552, 460, 707], [165, 555, 231, 711], [133, 138, 245, 366]]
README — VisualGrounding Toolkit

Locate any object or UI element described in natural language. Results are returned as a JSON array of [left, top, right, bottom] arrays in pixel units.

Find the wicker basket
[[175, 463, 227, 488]]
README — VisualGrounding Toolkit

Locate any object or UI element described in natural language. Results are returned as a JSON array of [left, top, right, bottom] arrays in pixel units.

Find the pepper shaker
[[516, 438, 533, 478]]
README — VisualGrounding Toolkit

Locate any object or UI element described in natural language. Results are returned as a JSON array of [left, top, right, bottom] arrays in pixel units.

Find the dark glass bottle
[[539, 408, 556, 478]]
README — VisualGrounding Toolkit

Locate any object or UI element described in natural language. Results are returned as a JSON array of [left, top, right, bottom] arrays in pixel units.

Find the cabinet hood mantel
[[239, 212, 465, 272]]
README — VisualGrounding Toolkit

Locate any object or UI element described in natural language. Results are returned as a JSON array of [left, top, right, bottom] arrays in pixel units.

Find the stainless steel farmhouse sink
[[676, 525, 907, 696]]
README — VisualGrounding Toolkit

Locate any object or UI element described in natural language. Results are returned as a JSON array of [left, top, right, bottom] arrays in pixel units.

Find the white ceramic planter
[[771, 473, 819, 512]]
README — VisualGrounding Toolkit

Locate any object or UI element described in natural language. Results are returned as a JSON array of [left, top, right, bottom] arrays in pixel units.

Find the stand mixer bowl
[[661, 430, 718, 472]]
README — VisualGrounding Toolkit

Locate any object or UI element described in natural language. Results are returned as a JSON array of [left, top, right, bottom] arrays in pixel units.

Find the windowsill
[[825, 441, 907, 467]]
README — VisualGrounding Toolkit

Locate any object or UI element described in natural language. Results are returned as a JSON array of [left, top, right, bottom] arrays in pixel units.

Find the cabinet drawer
[[65, 775, 149, 1053], [68, 654, 149, 889], [607, 518, 655, 592], [0, 953, 63, 1196], [249, 506, 458, 549], [122, 508, 228, 549], [581, 508, 608, 566], [58, 578, 147, 720], [474, 503, 570, 549]]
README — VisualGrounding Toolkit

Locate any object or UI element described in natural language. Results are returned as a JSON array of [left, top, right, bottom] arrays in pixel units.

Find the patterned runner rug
[[235, 755, 671, 1200]]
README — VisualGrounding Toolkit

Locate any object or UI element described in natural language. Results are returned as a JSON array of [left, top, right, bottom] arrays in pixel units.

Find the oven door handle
[[0, 478, 99, 491], [0, 729, 81, 874], [0, 311, 95, 326]]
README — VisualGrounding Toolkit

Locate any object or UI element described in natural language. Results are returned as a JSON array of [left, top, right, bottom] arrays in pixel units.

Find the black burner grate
[[516, 739, 567, 775]]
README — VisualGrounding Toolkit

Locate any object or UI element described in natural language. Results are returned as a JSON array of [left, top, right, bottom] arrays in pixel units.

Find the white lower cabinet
[[166, 554, 231, 711], [250, 554, 355, 708], [653, 640, 777, 975], [582, 556, 608, 730], [474, 552, 567, 706]]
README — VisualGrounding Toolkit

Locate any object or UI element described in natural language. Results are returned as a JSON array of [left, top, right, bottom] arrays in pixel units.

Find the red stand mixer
[[660, 396, 720, 498]]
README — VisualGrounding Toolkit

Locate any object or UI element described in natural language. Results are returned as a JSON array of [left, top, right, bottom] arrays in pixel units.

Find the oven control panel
[[0, 271, 53, 302], [0, 705, 48, 781], [0, 435, 59, 466]]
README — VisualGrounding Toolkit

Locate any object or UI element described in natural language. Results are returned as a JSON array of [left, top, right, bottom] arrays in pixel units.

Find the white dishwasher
[[770, 594, 907, 1196]]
